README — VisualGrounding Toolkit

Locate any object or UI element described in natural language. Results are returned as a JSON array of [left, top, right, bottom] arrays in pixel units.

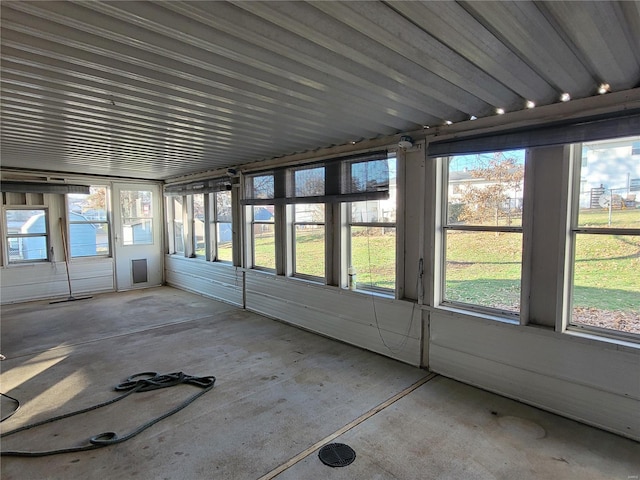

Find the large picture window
[[570, 136, 640, 336], [443, 150, 526, 315], [67, 186, 110, 257]]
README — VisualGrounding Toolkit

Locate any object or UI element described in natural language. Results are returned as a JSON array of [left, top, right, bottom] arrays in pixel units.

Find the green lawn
[[444, 230, 522, 311], [254, 210, 638, 331], [254, 228, 396, 288]]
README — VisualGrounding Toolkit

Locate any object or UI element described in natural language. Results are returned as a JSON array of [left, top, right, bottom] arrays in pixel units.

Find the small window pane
[[294, 166, 324, 197], [8, 235, 48, 261], [69, 223, 109, 257], [351, 199, 395, 223], [447, 150, 525, 227], [216, 191, 232, 221], [253, 223, 275, 269], [121, 190, 153, 245], [295, 225, 325, 277], [173, 197, 184, 253], [193, 194, 205, 257], [571, 234, 639, 334], [294, 203, 325, 279], [67, 187, 107, 221], [444, 230, 522, 312], [250, 175, 274, 199], [350, 226, 395, 290], [295, 203, 324, 221], [253, 206, 274, 222], [348, 159, 389, 193], [577, 136, 640, 229], [6, 209, 47, 234], [217, 223, 233, 262]]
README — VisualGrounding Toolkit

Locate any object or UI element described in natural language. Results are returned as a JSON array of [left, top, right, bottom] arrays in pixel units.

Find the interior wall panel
[[429, 311, 640, 441], [164, 255, 243, 307], [245, 271, 422, 366], [0, 259, 114, 304]]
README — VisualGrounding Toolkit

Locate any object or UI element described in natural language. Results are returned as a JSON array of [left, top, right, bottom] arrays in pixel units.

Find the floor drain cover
[[318, 443, 356, 467]]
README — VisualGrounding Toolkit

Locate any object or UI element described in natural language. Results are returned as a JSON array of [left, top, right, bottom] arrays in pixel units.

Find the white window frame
[[209, 190, 233, 263], [291, 202, 326, 282], [66, 186, 111, 258], [3, 206, 50, 264], [345, 156, 397, 295], [170, 195, 185, 255], [192, 193, 206, 259], [440, 150, 527, 319], [566, 139, 640, 342], [250, 204, 276, 271]]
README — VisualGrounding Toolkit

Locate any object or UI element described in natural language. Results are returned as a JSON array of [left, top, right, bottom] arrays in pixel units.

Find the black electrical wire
[[0, 371, 215, 457], [1, 393, 21, 422]]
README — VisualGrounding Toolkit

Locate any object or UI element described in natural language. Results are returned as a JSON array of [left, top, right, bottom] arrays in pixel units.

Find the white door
[[112, 183, 163, 290]]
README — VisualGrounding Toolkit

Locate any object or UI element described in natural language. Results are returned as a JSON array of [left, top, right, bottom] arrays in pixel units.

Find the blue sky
[[449, 149, 525, 172]]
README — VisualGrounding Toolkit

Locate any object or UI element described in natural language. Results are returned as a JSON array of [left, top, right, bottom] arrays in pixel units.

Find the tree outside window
[[444, 150, 525, 314]]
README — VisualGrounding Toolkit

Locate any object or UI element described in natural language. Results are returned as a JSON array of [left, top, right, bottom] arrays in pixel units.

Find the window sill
[[432, 303, 520, 326], [346, 287, 394, 300], [68, 256, 112, 262], [244, 269, 398, 301], [564, 326, 640, 351], [3, 261, 50, 268]]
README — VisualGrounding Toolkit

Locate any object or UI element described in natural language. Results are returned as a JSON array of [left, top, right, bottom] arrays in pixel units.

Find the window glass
[[172, 196, 184, 253], [572, 234, 639, 334], [293, 203, 325, 279], [447, 151, 525, 227], [193, 194, 205, 257], [348, 158, 389, 193], [5, 209, 49, 262], [571, 136, 640, 335], [252, 205, 275, 270], [250, 174, 274, 199], [445, 230, 522, 312], [348, 157, 396, 293], [294, 167, 324, 197], [120, 190, 153, 245], [213, 191, 233, 262], [349, 225, 396, 290], [67, 186, 109, 257], [444, 150, 525, 314]]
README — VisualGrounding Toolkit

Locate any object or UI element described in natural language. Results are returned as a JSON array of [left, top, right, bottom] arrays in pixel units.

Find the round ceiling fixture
[[398, 135, 414, 149]]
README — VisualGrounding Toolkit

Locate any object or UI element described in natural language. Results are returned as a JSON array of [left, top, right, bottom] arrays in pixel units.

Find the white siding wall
[[428, 310, 639, 440], [245, 270, 421, 365], [0, 259, 114, 304], [165, 255, 243, 307], [423, 144, 640, 441], [164, 259, 422, 365]]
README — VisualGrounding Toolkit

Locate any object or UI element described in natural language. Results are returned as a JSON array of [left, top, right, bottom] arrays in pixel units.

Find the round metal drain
[[318, 443, 356, 467]]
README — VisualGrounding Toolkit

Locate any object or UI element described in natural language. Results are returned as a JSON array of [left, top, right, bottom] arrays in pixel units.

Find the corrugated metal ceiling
[[1, 1, 639, 180]]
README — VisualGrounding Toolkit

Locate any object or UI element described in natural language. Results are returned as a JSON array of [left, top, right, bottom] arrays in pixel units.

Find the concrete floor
[[1, 287, 638, 479]]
